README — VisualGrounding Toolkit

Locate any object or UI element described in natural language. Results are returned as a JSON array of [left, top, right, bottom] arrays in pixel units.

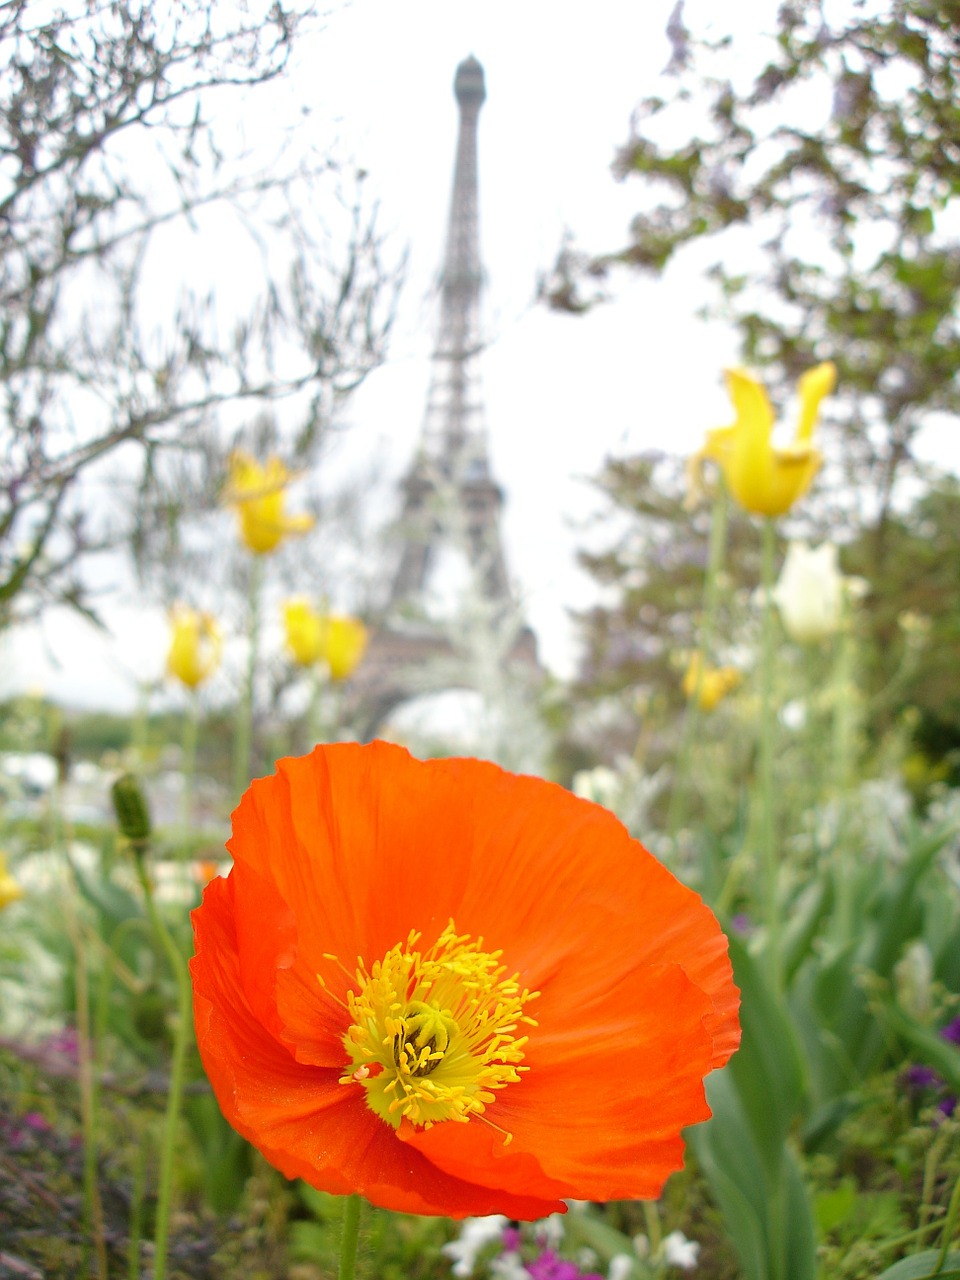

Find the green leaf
[[874, 1002, 960, 1094], [780, 1144, 818, 1280], [814, 1178, 857, 1234], [726, 935, 807, 1177], [689, 1073, 770, 1280], [781, 877, 831, 984], [690, 1066, 816, 1280], [872, 1250, 960, 1280]]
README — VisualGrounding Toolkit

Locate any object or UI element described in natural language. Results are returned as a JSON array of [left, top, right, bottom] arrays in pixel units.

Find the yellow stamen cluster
[[331, 922, 537, 1135]]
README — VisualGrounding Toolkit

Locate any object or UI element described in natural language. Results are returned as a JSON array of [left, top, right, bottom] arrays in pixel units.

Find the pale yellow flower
[[690, 362, 836, 517], [166, 605, 222, 689], [0, 853, 24, 910], [225, 451, 314, 555], [682, 652, 742, 712], [772, 541, 864, 644]]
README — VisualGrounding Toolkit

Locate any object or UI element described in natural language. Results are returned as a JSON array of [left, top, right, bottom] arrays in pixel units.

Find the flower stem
[[830, 614, 855, 943], [180, 688, 200, 840], [338, 1194, 363, 1280], [233, 557, 263, 797], [308, 664, 325, 748], [642, 1199, 663, 1258], [936, 1170, 960, 1271], [134, 852, 192, 1280], [665, 485, 729, 842], [66, 882, 108, 1280], [759, 517, 781, 992]]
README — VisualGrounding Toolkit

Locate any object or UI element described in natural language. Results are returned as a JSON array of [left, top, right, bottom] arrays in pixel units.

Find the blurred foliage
[[549, 0, 960, 547], [0, 0, 400, 627], [562, 459, 960, 803]]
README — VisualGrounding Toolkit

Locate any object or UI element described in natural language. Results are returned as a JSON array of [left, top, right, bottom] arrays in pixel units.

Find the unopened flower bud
[[112, 773, 152, 843]]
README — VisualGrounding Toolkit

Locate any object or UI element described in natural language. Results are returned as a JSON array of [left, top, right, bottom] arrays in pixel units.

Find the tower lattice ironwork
[[352, 55, 538, 737]]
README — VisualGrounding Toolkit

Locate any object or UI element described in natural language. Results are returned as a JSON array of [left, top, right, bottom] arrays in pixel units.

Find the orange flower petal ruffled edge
[[190, 741, 740, 1217]]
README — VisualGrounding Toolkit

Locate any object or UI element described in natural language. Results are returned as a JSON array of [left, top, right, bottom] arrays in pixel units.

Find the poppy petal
[[405, 962, 717, 1201], [193, 743, 741, 1216], [192, 870, 561, 1218]]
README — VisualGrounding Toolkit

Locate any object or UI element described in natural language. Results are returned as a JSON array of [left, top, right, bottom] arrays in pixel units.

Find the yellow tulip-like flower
[[225, 451, 315, 555], [692, 362, 837, 517], [682, 653, 742, 712], [283, 597, 326, 667], [322, 614, 368, 681], [0, 853, 24, 910], [167, 605, 222, 689]]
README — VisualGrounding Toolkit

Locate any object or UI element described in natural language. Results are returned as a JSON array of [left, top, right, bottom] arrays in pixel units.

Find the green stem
[[233, 557, 263, 797], [68, 888, 108, 1280], [130, 682, 150, 768], [759, 517, 781, 992], [135, 853, 192, 1280], [180, 689, 200, 841], [128, 1134, 148, 1280], [642, 1199, 663, 1259], [57, 785, 108, 1280], [308, 664, 325, 748], [338, 1194, 363, 1280], [936, 1171, 960, 1271], [830, 615, 855, 943], [666, 484, 729, 842]]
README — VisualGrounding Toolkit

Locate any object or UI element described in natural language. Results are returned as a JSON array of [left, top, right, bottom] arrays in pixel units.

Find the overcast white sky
[[4, 0, 757, 710]]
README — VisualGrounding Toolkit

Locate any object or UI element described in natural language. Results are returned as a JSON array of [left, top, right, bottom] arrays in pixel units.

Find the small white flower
[[572, 766, 622, 809], [608, 1254, 635, 1280], [661, 1230, 700, 1270], [631, 1233, 650, 1260], [771, 541, 864, 644], [536, 1214, 565, 1249], [442, 1216, 509, 1277], [490, 1254, 529, 1280]]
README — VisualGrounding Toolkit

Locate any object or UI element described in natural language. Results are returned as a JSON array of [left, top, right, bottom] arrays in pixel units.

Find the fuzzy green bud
[[112, 773, 152, 843]]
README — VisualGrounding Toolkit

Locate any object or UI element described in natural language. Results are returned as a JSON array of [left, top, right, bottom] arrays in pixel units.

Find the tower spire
[[390, 54, 509, 606], [350, 56, 539, 740]]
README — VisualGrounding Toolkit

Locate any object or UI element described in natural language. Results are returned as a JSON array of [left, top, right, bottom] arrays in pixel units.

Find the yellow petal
[[167, 606, 222, 688], [323, 615, 369, 681], [723, 369, 775, 441], [283, 598, 326, 667], [0, 853, 24, 910], [225, 452, 312, 555], [794, 362, 837, 444]]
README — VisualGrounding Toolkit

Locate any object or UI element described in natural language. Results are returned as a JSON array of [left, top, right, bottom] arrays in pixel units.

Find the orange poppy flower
[[190, 742, 740, 1219]]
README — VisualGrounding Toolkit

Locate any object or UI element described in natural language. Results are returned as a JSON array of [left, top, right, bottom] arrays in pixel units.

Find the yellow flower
[[283, 597, 326, 667], [321, 614, 368, 681], [166, 605, 222, 689], [692, 362, 836, 517], [225, 451, 314, 555], [283, 600, 368, 680], [0, 853, 24, 910], [682, 653, 742, 712]]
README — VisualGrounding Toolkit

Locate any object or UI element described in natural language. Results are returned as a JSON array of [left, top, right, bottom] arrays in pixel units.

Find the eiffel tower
[[353, 55, 539, 739]]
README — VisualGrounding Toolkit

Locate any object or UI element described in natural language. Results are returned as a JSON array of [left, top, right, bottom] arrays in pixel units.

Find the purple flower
[[502, 1227, 522, 1253], [940, 1016, 960, 1048], [526, 1253, 603, 1280], [43, 1026, 80, 1063], [902, 1064, 943, 1092]]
